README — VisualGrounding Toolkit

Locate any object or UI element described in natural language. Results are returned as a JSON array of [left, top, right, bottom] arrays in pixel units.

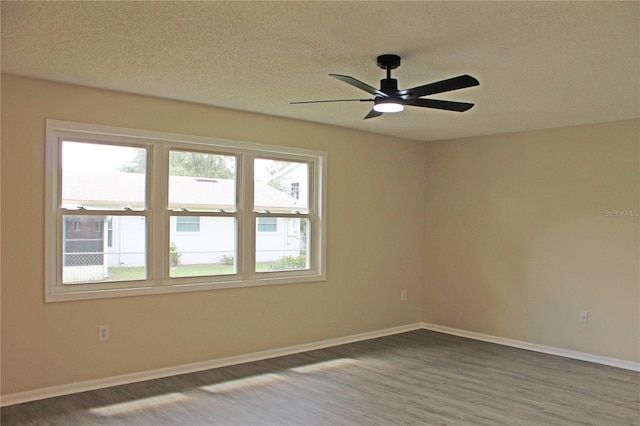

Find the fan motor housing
[[380, 78, 399, 94]]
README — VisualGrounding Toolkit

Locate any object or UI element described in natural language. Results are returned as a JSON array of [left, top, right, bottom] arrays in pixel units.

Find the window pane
[[255, 217, 310, 272], [63, 215, 147, 284], [61, 142, 146, 210], [254, 159, 308, 212], [257, 217, 277, 232], [169, 217, 236, 277], [169, 151, 236, 211], [176, 216, 200, 233]]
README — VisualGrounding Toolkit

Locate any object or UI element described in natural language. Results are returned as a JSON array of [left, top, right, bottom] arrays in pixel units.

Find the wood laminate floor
[[1, 330, 638, 425]]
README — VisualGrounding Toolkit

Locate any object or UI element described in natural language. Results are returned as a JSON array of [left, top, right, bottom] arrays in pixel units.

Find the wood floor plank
[[2, 330, 638, 425]]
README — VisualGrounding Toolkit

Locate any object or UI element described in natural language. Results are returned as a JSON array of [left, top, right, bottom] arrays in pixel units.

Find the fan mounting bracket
[[377, 54, 401, 70]]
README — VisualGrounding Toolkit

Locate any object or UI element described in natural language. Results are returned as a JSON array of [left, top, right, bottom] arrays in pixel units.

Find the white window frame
[[45, 120, 327, 302]]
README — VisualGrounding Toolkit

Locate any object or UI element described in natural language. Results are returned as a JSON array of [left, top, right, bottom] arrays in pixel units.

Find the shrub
[[269, 255, 307, 270]]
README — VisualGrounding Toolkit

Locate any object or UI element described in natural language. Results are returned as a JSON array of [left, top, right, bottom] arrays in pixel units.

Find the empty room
[[1, 1, 638, 425]]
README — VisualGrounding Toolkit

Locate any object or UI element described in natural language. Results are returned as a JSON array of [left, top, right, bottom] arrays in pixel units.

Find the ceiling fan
[[291, 54, 479, 119]]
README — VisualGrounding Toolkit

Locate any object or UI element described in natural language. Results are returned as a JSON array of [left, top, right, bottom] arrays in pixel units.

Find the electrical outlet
[[99, 325, 109, 341], [580, 311, 588, 323], [401, 290, 407, 302]]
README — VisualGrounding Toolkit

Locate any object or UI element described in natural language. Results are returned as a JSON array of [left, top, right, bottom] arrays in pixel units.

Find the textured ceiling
[[2, 1, 638, 142]]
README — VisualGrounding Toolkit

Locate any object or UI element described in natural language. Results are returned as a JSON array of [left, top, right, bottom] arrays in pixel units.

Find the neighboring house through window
[[290, 182, 300, 200]]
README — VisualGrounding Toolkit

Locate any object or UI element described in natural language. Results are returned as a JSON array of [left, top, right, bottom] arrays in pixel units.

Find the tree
[[118, 149, 146, 173], [168, 151, 235, 179], [119, 151, 235, 179]]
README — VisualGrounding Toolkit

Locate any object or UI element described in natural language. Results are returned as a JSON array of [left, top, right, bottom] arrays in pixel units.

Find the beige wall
[[1, 75, 425, 395], [423, 119, 639, 362], [1, 74, 638, 398]]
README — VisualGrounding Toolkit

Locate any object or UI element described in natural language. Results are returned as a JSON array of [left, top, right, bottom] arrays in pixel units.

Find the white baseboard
[[3, 321, 637, 407], [421, 322, 640, 372], [0, 323, 422, 407]]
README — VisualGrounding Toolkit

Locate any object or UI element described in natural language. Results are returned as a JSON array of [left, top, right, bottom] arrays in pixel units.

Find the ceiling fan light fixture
[[373, 101, 404, 113], [292, 54, 478, 119]]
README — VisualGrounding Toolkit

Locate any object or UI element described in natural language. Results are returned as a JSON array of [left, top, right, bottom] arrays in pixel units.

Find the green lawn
[[170, 264, 235, 277], [106, 266, 145, 281], [107, 262, 276, 281]]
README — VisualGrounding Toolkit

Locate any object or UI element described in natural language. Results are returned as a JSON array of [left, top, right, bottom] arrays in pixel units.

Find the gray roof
[[62, 169, 305, 211]]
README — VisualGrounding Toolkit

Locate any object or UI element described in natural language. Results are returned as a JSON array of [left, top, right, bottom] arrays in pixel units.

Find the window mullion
[[240, 153, 254, 278], [152, 143, 167, 285]]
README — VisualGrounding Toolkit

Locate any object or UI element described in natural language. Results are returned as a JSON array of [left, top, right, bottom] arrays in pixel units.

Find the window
[[176, 216, 200, 233], [45, 120, 326, 301], [290, 182, 300, 200], [257, 217, 277, 233], [253, 158, 311, 272]]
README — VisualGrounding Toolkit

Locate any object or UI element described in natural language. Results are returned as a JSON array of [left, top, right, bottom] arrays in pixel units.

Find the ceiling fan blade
[[399, 75, 479, 98], [364, 109, 383, 119], [403, 98, 475, 112], [330, 74, 389, 98], [291, 98, 372, 104]]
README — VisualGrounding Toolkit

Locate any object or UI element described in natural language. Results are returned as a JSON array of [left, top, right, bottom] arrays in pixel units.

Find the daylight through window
[[45, 120, 326, 301]]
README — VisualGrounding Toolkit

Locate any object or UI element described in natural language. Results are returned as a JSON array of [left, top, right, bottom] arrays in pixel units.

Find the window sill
[[45, 273, 326, 302]]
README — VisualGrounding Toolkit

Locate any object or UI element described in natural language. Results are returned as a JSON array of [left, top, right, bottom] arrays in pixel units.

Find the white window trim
[[45, 120, 327, 302]]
